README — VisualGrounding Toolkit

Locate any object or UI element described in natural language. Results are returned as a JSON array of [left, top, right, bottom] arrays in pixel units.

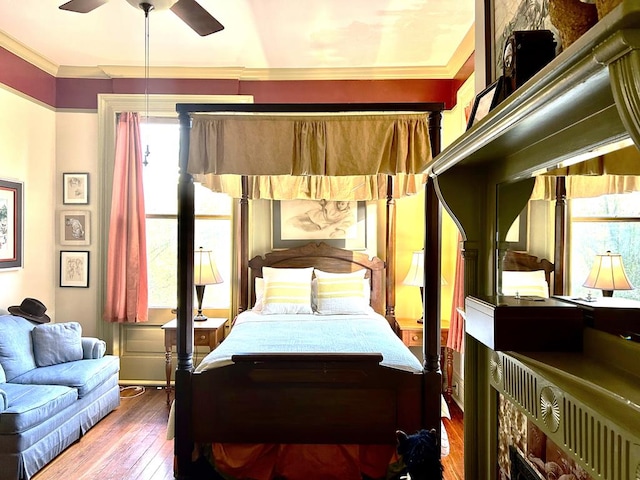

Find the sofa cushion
[[11, 355, 120, 398], [32, 322, 83, 367], [0, 315, 37, 381], [82, 337, 106, 359], [0, 382, 77, 434], [0, 388, 6, 411], [0, 362, 5, 383]]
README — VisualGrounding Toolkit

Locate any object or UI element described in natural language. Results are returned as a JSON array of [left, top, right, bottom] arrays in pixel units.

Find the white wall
[[55, 111, 100, 336], [0, 87, 56, 316]]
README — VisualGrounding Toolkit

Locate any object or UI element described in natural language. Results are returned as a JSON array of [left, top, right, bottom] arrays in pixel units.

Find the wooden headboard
[[247, 242, 386, 317], [502, 250, 555, 289]]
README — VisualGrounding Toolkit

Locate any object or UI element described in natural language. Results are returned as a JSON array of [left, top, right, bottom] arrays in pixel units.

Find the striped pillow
[[313, 269, 369, 315], [262, 267, 314, 314]]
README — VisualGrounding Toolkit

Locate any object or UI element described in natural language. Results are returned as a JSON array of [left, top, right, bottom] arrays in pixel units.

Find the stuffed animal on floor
[[395, 429, 444, 480]]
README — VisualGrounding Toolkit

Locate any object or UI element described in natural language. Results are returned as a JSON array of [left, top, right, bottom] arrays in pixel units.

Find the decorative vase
[[549, 0, 598, 49]]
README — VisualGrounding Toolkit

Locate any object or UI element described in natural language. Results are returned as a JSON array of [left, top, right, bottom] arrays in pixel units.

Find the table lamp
[[403, 250, 425, 324], [193, 246, 223, 321], [403, 250, 448, 324], [583, 251, 633, 299]]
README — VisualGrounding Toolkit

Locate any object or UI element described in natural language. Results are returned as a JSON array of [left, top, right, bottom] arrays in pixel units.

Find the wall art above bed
[[272, 200, 367, 250]]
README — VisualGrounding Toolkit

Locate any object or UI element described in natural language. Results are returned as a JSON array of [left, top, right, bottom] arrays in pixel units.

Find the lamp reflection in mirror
[[583, 251, 633, 300], [402, 250, 447, 324], [194, 247, 223, 321]]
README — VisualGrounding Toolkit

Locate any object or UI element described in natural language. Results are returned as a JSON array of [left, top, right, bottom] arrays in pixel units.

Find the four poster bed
[[172, 103, 446, 479]]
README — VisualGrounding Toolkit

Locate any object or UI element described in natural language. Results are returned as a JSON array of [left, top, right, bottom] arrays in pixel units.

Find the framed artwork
[[272, 200, 367, 250], [467, 77, 505, 130], [60, 210, 90, 246], [60, 250, 90, 288], [63, 173, 89, 205], [0, 178, 23, 270]]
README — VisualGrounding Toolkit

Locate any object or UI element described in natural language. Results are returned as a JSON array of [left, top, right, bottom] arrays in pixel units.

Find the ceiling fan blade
[[170, 0, 224, 36], [59, 0, 109, 13]]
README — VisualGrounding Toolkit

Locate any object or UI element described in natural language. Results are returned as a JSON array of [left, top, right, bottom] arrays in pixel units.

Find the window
[[141, 121, 231, 310], [569, 192, 640, 300]]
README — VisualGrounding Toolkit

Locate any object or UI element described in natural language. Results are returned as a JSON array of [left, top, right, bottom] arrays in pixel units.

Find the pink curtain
[[103, 112, 149, 323], [447, 232, 464, 352]]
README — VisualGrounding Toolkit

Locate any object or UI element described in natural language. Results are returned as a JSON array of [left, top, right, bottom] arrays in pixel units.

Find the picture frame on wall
[[60, 210, 90, 246], [60, 250, 90, 288], [0, 178, 23, 270], [63, 173, 89, 205], [272, 199, 367, 250]]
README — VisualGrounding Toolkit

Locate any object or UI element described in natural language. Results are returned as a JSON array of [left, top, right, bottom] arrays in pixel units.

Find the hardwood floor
[[442, 399, 464, 480], [33, 387, 464, 480]]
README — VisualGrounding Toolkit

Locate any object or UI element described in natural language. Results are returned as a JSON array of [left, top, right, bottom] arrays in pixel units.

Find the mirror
[[495, 177, 536, 295]]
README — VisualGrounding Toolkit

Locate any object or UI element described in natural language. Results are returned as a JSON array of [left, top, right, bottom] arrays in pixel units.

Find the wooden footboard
[[191, 353, 424, 444]]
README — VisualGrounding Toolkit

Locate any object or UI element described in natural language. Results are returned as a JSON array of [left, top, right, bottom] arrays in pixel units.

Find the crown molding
[[0, 31, 58, 76], [4, 25, 475, 82]]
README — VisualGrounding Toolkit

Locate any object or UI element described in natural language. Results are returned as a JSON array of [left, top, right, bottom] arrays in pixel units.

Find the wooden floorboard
[[442, 399, 465, 480], [33, 387, 464, 480]]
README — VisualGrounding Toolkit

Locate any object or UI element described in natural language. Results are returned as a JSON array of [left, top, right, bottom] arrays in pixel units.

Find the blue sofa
[[0, 314, 120, 480]]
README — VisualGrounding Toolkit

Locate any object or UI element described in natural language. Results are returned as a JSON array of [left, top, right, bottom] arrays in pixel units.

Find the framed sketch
[[63, 173, 89, 205], [467, 77, 505, 130], [0, 178, 23, 270], [60, 210, 90, 246], [272, 200, 367, 250], [60, 250, 90, 288]]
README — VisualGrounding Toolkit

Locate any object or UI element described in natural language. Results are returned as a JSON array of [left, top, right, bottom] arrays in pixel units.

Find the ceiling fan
[[59, 0, 224, 36]]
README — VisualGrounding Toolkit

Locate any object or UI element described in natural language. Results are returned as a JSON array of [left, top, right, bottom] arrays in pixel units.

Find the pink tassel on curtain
[[447, 232, 464, 352], [104, 112, 149, 323]]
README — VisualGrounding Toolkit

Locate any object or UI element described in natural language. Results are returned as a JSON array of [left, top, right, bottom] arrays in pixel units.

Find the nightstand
[[395, 317, 453, 399], [161, 317, 227, 405]]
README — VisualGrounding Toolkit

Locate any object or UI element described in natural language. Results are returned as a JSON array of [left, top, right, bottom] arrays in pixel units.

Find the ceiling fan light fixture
[[125, 0, 178, 11]]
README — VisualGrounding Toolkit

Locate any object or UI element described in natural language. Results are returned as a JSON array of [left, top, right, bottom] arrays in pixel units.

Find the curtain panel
[[103, 112, 149, 323]]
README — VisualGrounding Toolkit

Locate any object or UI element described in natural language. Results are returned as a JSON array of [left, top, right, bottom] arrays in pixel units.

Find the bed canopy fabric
[[187, 112, 433, 200], [194, 172, 428, 201], [531, 145, 640, 200], [188, 113, 432, 177]]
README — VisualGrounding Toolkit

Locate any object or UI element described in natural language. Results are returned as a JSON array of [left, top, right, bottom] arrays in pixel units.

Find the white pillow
[[313, 269, 370, 315], [312, 278, 370, 309], [502, 270, 549, 298], [262, 267, 314, 314], [252, 277, 265, 311]]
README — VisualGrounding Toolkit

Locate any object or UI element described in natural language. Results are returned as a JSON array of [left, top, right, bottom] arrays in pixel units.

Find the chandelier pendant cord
[[143, 3, 152, 166]]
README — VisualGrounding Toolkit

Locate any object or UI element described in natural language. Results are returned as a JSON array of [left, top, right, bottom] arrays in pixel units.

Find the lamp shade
[[402, 250, 447, 287], [583, 251, 633, 296], [194, 247, 223, 286], [403, 250, 424, 287]]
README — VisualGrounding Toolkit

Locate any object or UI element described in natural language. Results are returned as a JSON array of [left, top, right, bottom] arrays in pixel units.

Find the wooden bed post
[[175, 108, 195, 478], [237, 175, 249, 314], [385, 175, 396, 321], [423, 110, 443, 431], [554, 177, 567, 295]]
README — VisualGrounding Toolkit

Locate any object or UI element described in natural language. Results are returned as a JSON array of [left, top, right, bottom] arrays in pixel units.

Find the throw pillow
[[313, 269, 370, 315], [32, 322, 84, 367], [262, 267, 314, 314]]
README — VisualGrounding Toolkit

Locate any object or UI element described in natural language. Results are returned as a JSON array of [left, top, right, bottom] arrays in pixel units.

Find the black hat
[[8, 298, 51, 324]]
